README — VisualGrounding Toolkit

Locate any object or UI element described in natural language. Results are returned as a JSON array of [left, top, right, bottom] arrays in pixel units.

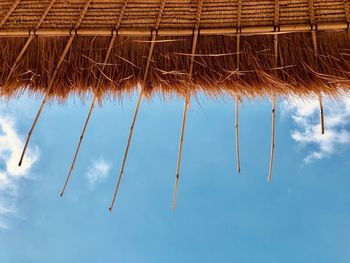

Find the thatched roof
[[2, 0, 350, 210], [0, 0, 349, 99]]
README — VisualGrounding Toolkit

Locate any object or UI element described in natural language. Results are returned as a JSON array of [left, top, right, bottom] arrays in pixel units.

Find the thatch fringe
[[1, 31, 349, 101]]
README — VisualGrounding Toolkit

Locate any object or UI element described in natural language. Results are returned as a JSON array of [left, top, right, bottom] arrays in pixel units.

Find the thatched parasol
[[1, 0, 349, 210]]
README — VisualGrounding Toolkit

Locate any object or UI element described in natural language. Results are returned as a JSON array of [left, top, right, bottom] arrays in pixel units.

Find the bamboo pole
[[60, 34, 117, 197], [60, 0, 130, 196], [18, 35, 75, 166], [108, 89, 144, 212], [5, 0, 56, 82], [171, 0, 202, 208], [267, 34, 279, 182], [108, 0, 166, 211], [235, 95, 241, 174], [18, 0, 92, 166], [0, 0, 21, 27], [172, 89, 190, 209], [268, 97, 276, 182], [108, 32, 157, 212], [308, 0, 325, 135], [235, 34, 241, 174], [5, 35, 34, 82], [311, 30, 325, 135], [319, 95, 325, 134], [60, 97, 96, 196]]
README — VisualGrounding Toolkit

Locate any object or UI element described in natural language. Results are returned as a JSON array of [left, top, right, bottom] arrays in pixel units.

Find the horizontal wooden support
[[0, 22, 348, 37]]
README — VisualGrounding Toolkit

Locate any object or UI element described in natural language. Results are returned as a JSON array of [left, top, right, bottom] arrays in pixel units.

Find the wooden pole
[[108, 0, 166, 211], [171, 0, 202, 208], [172, 89, 190, 209], [5, 0, 56, 82], [18, 35, 75, 166], [319, 95, 325, 134], [0, 0, 21, 27], [235, 95, 241, 174], [235, 33, 241, 174], [311, 30, 325, 135], [60, 97, 96, 196], [18, 0, 92, 166], [268, 97, 276, 182], [5, 35, 34, 82], [108, 32, 158, 212], [268, 33, 279, 182], [109, 90, 144, 212], [60, 34, 118, 197]]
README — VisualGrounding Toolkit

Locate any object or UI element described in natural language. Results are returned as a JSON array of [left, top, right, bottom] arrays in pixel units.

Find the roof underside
[[0, 0, 350, 99]]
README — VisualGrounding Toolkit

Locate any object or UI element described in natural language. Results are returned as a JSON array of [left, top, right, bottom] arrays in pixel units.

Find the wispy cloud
[[282, 96, 350, 163], [86, 158, 111, 189], [0, 115, 39, 229]]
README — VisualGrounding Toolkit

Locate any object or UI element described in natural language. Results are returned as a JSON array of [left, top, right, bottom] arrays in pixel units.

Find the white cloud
[[0, 114, 39, 229], [86, 158, 111, 189], [282, 96, 350, 163]]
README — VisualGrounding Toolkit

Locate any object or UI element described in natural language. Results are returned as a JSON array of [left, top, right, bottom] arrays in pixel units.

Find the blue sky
[[0, 92, 350, 262]]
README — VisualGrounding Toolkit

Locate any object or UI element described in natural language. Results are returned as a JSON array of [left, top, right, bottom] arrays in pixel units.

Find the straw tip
[[59, 193, 63, 197], [108, 207, 113, 212], [18, 161, 22, 167]]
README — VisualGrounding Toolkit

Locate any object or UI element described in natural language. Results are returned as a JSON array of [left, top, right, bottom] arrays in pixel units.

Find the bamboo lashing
[[109, 0, 166, 212], [60, 0, 129, 197], [172, 0, 203, 210], [5, 0, 56, 83], [309, 0, 325, 135], [267, 0, 280, 183], [18, 0, 92, 166]]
